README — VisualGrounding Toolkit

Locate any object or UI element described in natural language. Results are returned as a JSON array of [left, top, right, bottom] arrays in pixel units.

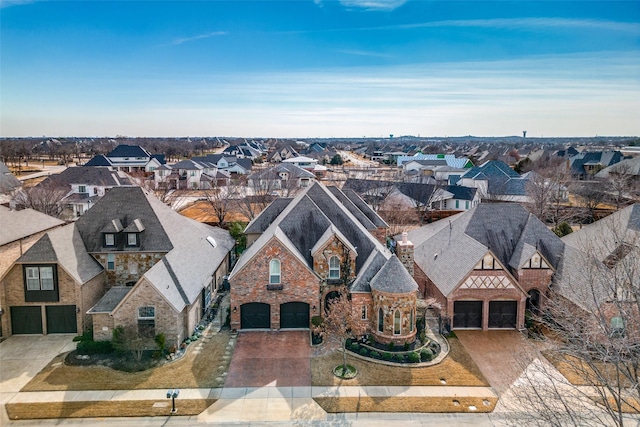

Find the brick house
[[402, 203, 565, 330], [229, 182, 419, 345], [0, 187, 234, 346]]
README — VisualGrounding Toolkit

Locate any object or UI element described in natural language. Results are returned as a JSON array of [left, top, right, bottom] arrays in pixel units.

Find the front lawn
[[311, 337, 489, 387], [21, 331, 232, 391]]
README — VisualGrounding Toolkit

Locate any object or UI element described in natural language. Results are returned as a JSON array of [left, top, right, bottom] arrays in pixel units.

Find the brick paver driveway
[[225, 330, 310, 387], [456, 330, 541, 394]]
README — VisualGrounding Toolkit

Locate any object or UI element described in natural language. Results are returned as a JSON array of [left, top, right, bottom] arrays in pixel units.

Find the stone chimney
[[396, 231, 414, 277]]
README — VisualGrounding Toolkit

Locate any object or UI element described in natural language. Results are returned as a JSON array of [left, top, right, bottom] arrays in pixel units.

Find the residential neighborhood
[[0, 135, 638, 425]]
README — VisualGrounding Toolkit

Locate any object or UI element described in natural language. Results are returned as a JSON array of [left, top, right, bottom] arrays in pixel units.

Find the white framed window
[[26, 267, 40, 290], [269, 259, 281, 284], [78, 185, 86, 193], [25, 266, 55, 290], [138, 306, 155, 338], [104, 233, 115, 246], [329, 256, 340, 279], [127, 233, 137, 246], [361, 305, 367, 320], [394, 310, 401, 335]]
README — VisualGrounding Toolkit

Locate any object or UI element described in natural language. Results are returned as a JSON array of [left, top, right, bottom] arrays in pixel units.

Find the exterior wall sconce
[[233, 306, 237, 313], [312, 305, 317, 312], [167, 389, 180, 414]]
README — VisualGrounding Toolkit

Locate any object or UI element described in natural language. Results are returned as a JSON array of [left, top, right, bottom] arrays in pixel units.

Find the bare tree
[[202, 183, 237, 227], [14, 183, 69, 217], [235, 175, 275, 221], [573, 181, 607, 223], [507, 216, 639, 426], [312, 290, 367, 376], [602, 161, 637, 210]]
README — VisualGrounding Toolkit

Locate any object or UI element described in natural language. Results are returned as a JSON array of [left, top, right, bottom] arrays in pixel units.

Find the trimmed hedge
[[76, 340, 114, 355]]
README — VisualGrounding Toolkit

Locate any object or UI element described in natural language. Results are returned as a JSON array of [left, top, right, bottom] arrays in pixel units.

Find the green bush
[[77, 340, 114, 355], [311, 315, 323, 327], [370, 351, 381, 359], [154, 333, 166, 353], [73, 330, 92, 342], [408, 352, 420, 363], [111, 326, 127, 355], [349, 342, 359, 352], [420, 348, 434, 362], [382, 352, 392, 361], [387, 342, 394, 351], [419, 330, 427, 343], [359, 347, 369, 357], [404, 342, 410, 351], [392, 353, 404, 362]]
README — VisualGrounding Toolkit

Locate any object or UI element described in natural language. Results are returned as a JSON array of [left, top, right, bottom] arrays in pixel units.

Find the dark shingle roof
[[369, 255, 418, 294], [17, 234, 58, 263], [38, 166, 127, 189], [84, 155, 112, 167], [341, 189, 388, 228], [326, 186, 377, 230], [245, 198, 293, 234], [75, 187, 173, 253], [88, 287, 132, 313], [107, 145, 150, 158]]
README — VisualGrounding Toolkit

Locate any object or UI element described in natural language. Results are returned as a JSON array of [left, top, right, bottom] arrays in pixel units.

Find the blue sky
[[1, 1, 639, 138]]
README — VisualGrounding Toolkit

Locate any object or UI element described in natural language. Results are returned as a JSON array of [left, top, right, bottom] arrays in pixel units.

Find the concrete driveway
[[0, 335, 76, 398], [455, 330, 541, 394], [225, 330, 310, 387]]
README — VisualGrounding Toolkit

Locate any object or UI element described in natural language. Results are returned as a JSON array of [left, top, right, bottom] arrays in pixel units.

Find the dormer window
[[329, 256, 340, 279], [104, 233, 115, 247], [78, 185, 86, 193], [127, 233, 139, 247]]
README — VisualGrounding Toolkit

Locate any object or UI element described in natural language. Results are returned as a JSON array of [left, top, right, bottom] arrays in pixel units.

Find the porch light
[[233, 306, 237, 313]]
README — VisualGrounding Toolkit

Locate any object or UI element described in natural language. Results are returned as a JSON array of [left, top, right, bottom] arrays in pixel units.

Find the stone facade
[[92, 252, 165, 287], [1, 263, 105, 336], [371, 289, 417, 345], [230, 238, 320, 330], [350, 292, 374, 334], [312, 236, 356, 283], [396, 232, 414, 277]]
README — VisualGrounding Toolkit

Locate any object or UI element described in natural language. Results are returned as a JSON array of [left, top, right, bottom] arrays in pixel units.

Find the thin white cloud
[[335, 49, 393, 58], [171, 31, 228, 46], [339, 0, 408, 11], [0, 0, 37, 8]]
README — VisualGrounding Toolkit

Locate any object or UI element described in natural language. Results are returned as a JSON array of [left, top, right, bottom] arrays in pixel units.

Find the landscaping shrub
[[408, 351, 420, 363], [111, 326, 127, 355], [404, 342, 410, 351], [382, 352, 392, 361], [154, 333, 166, 353], [387, 342, 394, 351], [349, 342, 359, 352], [392, 353, 404, 362], [370, 350, 381, 359], [421, 348, 434, 362], [429, 341, 440, 354], [73, 330, 92, 342], [76, 340, 114, 355], [359, 347, 369, 357], [311, 315, 324, 327], [419, 330, 427, 343]]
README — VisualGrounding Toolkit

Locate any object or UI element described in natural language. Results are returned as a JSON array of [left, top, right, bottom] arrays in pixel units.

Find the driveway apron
[[225, 330, 310, 387]]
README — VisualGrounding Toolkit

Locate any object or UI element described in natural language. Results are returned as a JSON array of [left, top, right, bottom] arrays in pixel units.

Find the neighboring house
[[85, 145, 166, 173], [267, 144, 299, 163], [191, 154, 252, 175], [554, 204, 639, 333], [35, 166, 134, 219], [229, 182, 422, 346], [595, 157, 640, 185], [0, 187, 234, 346], [402, 160, 468, 183], [456, 160, 530, 203], [397, 154, 473, 169], [223, 143, 263, 161], [247, 163, 316, 194], [0, 207, 66, 337], [0, 161, 22, 202], [403, 203, 565, 330], [282, 156, 327, 178], [153, 159, 228, 190], [568, 150, 624, 180]]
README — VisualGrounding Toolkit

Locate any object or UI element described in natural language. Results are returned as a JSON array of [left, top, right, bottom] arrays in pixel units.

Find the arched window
[[378, 308, 384, 333], [329, 256, 340, 279], [269, 259, 281, 284], [410, 308, 415, 332], [394, 310, 401, 335]]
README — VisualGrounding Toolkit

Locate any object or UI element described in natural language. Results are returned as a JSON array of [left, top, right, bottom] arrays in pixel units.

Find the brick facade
[[1, 263, 105, 336], [230, 238, 320, 330], [350, 292, 374, 334], [371, 289, 417, 345]]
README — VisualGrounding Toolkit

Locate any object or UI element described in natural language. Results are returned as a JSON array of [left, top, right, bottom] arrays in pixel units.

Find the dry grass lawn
[[312, 338, 489, 387], [542, 350, 637, 387], [5, 400, 216, 420], [22, 332, 231, 391], [314, 396, 497, 413]]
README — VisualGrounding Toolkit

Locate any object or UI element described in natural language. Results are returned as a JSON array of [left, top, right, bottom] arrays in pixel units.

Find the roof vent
[[207, 236, 217, 248]]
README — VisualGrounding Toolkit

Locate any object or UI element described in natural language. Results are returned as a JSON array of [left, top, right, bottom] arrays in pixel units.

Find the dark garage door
[[241, 303, 270, 329], [280, 302, 309, 329], [453, 301, 483, 328], [10, 306, 43, 334], [489, 301, 517, 328], [46, 305, 78, 334]]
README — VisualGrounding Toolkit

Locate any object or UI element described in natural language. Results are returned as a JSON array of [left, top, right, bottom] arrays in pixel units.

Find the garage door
[[10, 306, 43, 334], [280, 302, 309, 329], [46, 305, 78, 334], [453, 301, 482, 329], [240, 303, 270, 329], [489, 301, 517, 328]]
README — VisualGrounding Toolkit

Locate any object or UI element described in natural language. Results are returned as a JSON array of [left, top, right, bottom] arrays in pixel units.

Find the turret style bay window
[[269, 259, 281, 284], [329, 256, 340, 279]]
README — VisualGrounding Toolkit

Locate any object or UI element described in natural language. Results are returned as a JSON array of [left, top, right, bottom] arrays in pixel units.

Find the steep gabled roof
[[0, 206, 65, 246], [84, 155, 112, 167], [341, 188, 388, 228], [107, 144, 151, 158], [244, 198, 293, 234], [0, 161, 21, 194]]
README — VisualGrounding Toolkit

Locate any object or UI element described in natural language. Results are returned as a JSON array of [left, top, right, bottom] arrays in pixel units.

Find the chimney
[[396, 231, 414, 277]]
